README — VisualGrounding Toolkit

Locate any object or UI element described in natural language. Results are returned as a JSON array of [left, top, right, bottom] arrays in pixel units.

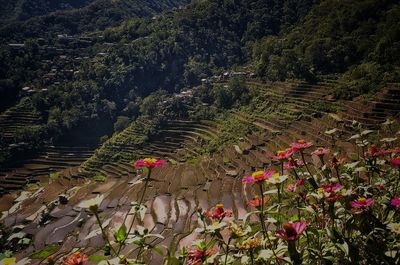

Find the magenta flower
[[133, 158, 166, 168], [320, 183, 344, 202], [390, 197, 400, 208], [351, 197, 374, 208], [290, 139, 313, 151], [276, 222, 308, 241], [241, 170, 276, 184], [311, 147, 330, 157], [390, 157, 400, 167]]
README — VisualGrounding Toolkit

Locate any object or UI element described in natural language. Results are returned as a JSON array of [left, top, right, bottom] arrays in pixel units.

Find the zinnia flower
[[390, 157, 400, 167], [242, 170, 276, 184], [365, 145, 388, 158], [290, 139, 313, 151], [246, 196, 270, 208], [63, 252, 88, 265], [205, 204, 232, 221], [276, 222, 308, 241], [269, 148, 296, 161], [266, 173, 288, 185], [390, 197, 400, 208], [319, 183, 344, 202], [133, 158, 166, 168], [311, 147, 330, 157], [187, 246, 217, 265], [351, 197, 374, 208]]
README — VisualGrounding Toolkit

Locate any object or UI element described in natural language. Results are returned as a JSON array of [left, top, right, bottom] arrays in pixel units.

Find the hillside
[[0, 0, 94, 23], [0, 0, 400, 264], [0, 0, 191, 41]]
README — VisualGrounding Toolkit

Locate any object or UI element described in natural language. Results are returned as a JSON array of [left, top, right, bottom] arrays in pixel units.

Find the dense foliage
[[252, 0, 400, 98]]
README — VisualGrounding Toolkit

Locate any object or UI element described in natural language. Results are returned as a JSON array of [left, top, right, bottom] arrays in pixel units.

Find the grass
[[30, 244, 61, 259]]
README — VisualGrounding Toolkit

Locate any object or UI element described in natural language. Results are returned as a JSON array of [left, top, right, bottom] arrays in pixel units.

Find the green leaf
[[290, 214, 299, 222], [152, 247, 164, 256], [89, 255, 107, 262], [263, 189, 278, 195], [114, 224, 127, 242]]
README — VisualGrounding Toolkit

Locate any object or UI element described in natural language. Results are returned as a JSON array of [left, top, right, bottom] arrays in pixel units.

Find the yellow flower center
[[277, 150, 285, 155], [216, 204, 224, 209], [143, 158, 157, 163], [252, 171, 264, 177]]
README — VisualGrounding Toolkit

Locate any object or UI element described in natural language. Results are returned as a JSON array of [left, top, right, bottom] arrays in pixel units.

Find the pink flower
[[390, 197, 400, 208], [290, 139, 313, 151], [351, 197, 374, 208], [276, 222, 308, 241], [283, 159, 304, 169], [187, 246, 217, 265], [390, 157, 400, 167], [63, 252, 88, 265], [320, 183, 344, 202], [133, 158, 166, 168], [247, 196, 270, 208], [311, 147, 330, 157], [242, 170, 276, 184], [269, 148, 296, 161], [205, 204, 232, 221]]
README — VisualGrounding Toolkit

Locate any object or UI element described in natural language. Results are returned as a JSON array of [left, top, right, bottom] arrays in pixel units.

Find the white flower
[[78, 195, 104, 211]]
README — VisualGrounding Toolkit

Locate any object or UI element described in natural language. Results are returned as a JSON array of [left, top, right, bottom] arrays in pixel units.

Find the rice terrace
[[0, 1, 400, 264]]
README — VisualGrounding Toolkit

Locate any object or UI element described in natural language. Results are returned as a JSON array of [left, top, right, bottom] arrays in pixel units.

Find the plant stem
[[301, 151, 318, 190], [258, 183, 267, 236], [118, 168, 152, 255], [94, 211, 118, 256]]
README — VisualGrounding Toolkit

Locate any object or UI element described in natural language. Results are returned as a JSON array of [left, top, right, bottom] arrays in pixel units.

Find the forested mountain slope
[[0, 0, 191, 41], [252, 0, 400, 98]]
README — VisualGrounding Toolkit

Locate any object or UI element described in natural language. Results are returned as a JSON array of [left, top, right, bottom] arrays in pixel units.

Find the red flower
[[351, 197, 374, 208], [390, 157, 400, 167], [187, 247, 217, 265], [390, 197, 400, 208], [242, 170, 276, 184], [276, 222, 308, 241], [311, 147, 330, 157], [269, 148, 296, 161], [247, 196, 270, 208], [205, 204, 232, 221], [133, 158, 166, 168], [63, 252, 88, 265], [365, 145, 389, 158], [290, 139, 313, 151]]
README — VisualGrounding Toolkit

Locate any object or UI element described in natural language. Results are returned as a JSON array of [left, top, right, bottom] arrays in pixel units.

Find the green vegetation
[[93, 174, 106, 182], [252, 0, 400, 98], [30, 244, 60, 259]]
